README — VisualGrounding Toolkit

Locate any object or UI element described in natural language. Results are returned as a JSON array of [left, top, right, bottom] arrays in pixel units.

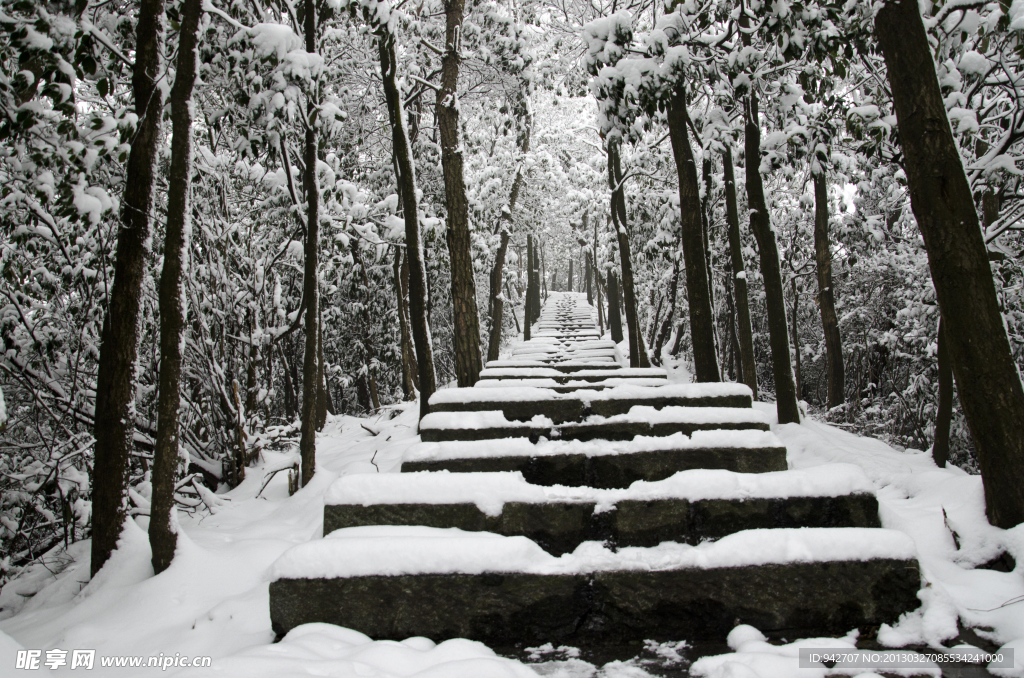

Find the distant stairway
[[269, 292, 921, 655]]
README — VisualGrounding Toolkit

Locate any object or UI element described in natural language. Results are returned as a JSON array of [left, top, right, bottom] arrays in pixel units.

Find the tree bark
[[437, 0, 482, 387], [298, 0, 320, 487], [723, 147, 758, 398], [316, 315, 328, 429], [531, 239, 542, 323], [608, 270, 624, 343], [608, 138, 649, 367], [813, 170, 845, 410], [933, 319, 952, 468], [585, 253, 593, 305], [791, 277, 801, 398], [744, 92, 800, 423], [394, 247, 418, 398], [149, 0, 201, 576], [878, 0, 1024, 525], [279, 344, 296, 420], [654, 256, 680, 364], [524, 235, 534, 340], [380, 33, 437, 419], [666, 87, 720, 380], [91, 0, 167, 578]]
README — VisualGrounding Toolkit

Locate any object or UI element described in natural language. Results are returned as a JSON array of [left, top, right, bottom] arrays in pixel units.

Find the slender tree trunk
[[437, 0, 482, 386], [648, 295, 663, 350], [933, 319, 952, 468], [791, 277, 801, 398], [608, 270, 624, 343], [531, 240, 542, 323], [316, 316, 328, 429], [877, 0, 1024, 526], [568, 259, 574, 293], [608, 138, 649, 367], [541, 244, 547, 301], [380, 33, 436, 419], [813, 170, 845, 410], [91, 0, 167, 578], [654, 256, 680, 363], [528, 233, 536, 340], [744, 92, 799, 423], [280, 345, 296, 420], [487, 110, 530, 361], [666, 88, 720, 381], [149, 0, 202, 576], [585, 253, 593, 305], [394, 247, 418, 398], [723, 147, 757, 398], [298, 0, 320, 486]]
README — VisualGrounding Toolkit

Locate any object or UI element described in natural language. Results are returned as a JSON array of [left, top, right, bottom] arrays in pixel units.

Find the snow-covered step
[[479, 367, 667, 382], [483, 361, 623, 372], [403, 430, 788, 486], [428, 384, 753, 424], [323, 468, 881, 553], [473, 377, 670, 392], [268, 526, 920, 643], [418, 406, 770, 443]]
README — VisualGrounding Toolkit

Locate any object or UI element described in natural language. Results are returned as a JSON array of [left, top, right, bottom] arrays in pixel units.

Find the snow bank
[[269, 526, 917, 580]]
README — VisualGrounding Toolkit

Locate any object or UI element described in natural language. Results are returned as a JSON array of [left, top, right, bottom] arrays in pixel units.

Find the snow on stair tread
[[324, 466, 875, 512], [479, 367, 666, 378], [472, 377, 668, 390], [420, 406, 770, 431], [432, 383, 752, 404], [405, 429, 784, 462], [269, 525, 916, 580]]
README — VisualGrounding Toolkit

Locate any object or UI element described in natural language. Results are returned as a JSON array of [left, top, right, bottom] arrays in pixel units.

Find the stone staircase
[[268, 292, 921, 665]]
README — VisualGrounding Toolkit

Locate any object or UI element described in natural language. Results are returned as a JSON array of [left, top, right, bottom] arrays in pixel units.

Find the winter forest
[[2, 0, 1024, 671]]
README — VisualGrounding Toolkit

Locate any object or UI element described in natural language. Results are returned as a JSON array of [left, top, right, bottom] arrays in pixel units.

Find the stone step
[[403, 430, 788, 486], [419, 406, 770, 443], [483, 361, 623, 372], [473, 378, 670, 392], [323, 467, 881, 554], [269, 526, 921, 643], [479, 367, 667, 382], [429, 384, 753, 424]]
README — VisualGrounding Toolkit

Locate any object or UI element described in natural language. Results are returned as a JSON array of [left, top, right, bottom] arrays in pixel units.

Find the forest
[[1, 0, 1024, 590]]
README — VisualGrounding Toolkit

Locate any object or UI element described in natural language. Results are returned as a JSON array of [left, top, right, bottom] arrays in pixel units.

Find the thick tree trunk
[[878, 0, 1024, 526], [92, 0, 166, 578], [437, 0, 482, 386], [608, 138, 649, 367], [933, 319, 952, 468], [666, 88, 720, 381], [723, 147, 757, 398], [380, 33, 436, 419], [149, 0, 202, 576], [744, 93, 800, 423], [298, 0, 320, 486], [393, 248, 418, 398], [813, 170, 845, 410], [608, 270, 624, 343]]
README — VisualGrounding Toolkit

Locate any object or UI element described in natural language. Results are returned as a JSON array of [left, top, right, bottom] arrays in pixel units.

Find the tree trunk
[[91, 0, 167, 578], [723, 147, 758, 398], [380, 33, 437, 419], [524, 235, 534, 340], [568, 259, 574, 293], [791, 277, 801, 399], [149, 0, 201, 576], [813, 170, 845, 410], [531, 239, 542, 323], [280, 345, 296, 420], [654, 256, 680, 363], [647, 295, 663, 351], [437, 0, 482, 387], [316, 315, 328, 430], [298, 0, 320, 486], [933, 319, 952, 468], [394, 247, 418, 398], [878, 0, 1024, 526], [666, 88, 720, 381], [608, 270, 624, 343], [585, 253, 593, 305], [744, 92, 800, 423], [608, 138, 649, 367]]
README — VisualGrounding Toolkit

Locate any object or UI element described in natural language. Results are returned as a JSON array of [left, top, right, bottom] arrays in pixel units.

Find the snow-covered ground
[[1, 345, 1022, 676]]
